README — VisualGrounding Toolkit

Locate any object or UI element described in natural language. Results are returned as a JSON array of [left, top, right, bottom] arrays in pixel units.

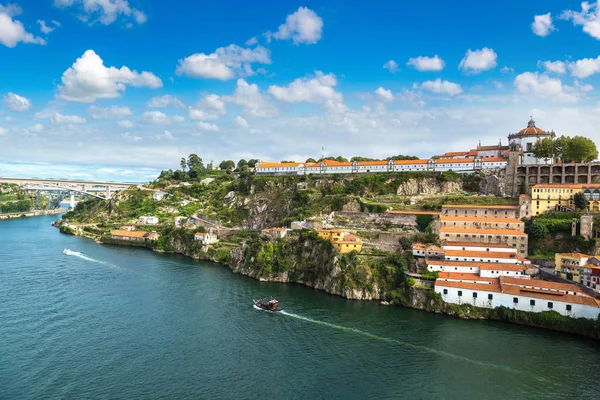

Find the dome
[[517, 118, 545, 135]]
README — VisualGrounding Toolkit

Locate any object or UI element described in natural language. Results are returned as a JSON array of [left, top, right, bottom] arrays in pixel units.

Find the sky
[[2, 0, 600, 181]]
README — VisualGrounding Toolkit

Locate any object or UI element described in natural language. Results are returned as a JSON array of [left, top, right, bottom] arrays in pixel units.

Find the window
[[473, 292, 477, 298], [488, 294, 493, 300], [548, 302, 553, 309], [530, 299, 535, 306], [566, 304, 572, 311], [443, 289, 448, 294], [513, 297, 518, 303], [458, 291, 463, 296]]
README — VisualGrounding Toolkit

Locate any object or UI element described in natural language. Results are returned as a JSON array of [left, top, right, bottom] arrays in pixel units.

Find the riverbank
[[57, 223, 600, 340], [0, 208, 65, 221]]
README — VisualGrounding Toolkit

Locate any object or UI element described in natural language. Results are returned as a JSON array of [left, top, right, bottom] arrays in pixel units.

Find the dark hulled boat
[[253, 299, 284, 312]]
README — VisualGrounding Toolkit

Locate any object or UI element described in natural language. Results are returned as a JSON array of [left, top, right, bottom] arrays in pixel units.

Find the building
[[441, 204, 520, 219], [152, 191, 166, 201], [439, 227, 528, 257], [174, 217, 187, 227], [119, 225, 135, 231], [110, 230, 160, 242], [440, 216, 524, 231], [138, 216, 159, 225], [194, 230, 218, 245], [531, 183, 600, 215], [508, 118, 556, 165], [435, 273, 600, 320], [261, 227, 288, 240], [317, 229, 363, 253]]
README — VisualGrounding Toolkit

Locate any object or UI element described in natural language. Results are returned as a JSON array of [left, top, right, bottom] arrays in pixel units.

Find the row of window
[[443, 289, 573, 311], [444, 234, 526, 240]]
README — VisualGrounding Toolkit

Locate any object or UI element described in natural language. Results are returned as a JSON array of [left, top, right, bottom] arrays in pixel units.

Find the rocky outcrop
[[478, 169, 508, 196], [396, 178, 462, 195]]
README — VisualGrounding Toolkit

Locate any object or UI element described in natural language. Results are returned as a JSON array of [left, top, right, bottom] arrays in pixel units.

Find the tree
[[553, 136, 569, 161], [187, 154, 204, 170], [305, 157, 317, 163], [247, 159, 259, 168], [574, 192, 588, 210], [351, 156, 377, 162], [219, 160, 235, 171], [532, 138, 554, 162], [180, 157, 187, 171], [280, 160, 296, 163], [530, 222, 549, 240], [386, 155, 419, 161], [565, 136, 598, 163], [237, 159, 248, 169]]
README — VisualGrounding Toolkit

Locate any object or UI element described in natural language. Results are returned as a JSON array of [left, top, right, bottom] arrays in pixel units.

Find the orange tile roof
[[444, 249, 519, 259], [435, 158, 477, 164], [413, 243, 426, 250], [357, 160, 389, 166], [387, 210, 441, 215], [500, 276, 580, 292], [533, 184, 582, 189], [322, 159, 353, 166], [440, 216, 523, 223], [263, 227, 286, 232], [481, 157, 509, 162], [557, 252, 591, 260], [111, 230, 148, 238], [256, 162, 302, 168], [440, 151, 468, 157], [442, 204, 518, 209], [467, 149, 477, 156], [435, 278, 502, 293], [428, 260, 526, 271], [437, 272, 498, 282], [500, 283, 599, 307], [195, 232, 206, 236], [442, 241, 515, 249], [440, 227, 528, 236], [393, 159, 429, 165]]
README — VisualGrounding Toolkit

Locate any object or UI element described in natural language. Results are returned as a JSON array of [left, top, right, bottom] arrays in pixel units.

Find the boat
[[253, 299, 284, 312]]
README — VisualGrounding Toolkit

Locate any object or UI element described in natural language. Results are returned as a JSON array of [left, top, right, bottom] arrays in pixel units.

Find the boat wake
[[63, 249, 117, 268], [280, 311, 522, 375]]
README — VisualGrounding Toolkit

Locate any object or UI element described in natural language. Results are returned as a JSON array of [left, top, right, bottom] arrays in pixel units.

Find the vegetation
[[533, 136, 598, 163], [574, 192, 588, 210], [0, 184, 34, 214]]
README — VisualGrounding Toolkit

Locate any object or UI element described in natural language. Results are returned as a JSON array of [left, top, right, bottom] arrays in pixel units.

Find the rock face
[[396, 178, 462, 195], [478, 169, 508, 196]]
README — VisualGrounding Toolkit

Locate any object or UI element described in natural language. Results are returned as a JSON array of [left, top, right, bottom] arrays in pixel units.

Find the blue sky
[[1, 0, 600, 181]]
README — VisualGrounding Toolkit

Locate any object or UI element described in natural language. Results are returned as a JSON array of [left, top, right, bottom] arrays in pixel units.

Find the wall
[[440, 232, 528, 257]]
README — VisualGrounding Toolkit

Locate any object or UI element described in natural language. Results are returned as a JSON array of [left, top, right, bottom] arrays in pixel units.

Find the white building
[[174, 216, 187, 227], [152, 191, 166, 201], [441, 241, 517, 254], [435, 273, 600, 320], [507, 118, 556, 165], [427, 260, 530, 279], [138, 216, 159, 225], [194, 230, 218, 245], [442, 249, 529, 264]]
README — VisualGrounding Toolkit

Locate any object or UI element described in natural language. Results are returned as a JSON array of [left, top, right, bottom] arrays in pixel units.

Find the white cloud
[[268, 71, 342, 104], [153, 130, 175, 140], [500, 66, 514, 74], [0, 126, 7, 135], [245, 36, 258, 46], [568, 56, 600, 78], [58, 50, 162, 103], [531, 13, 555, 36], [29, 123, 45, 133], [188, 94, 226, 121], [143, 111, 184, 125], [513, 72, 584, 102], [383, 60, 399, 73], [459, 48, 497, 73], [146, 95, 185, 108], [0, 4, 46, 48], [406, 55, 445, 71], [51, 113, 86, 124], [233, 116, 248, 128], [37, 19, 60, 34], [540, 60, 566, 74], [561, 2, 600, 39], [121, 132, 141, 142], [176, 45, 271, 80], [4, 116, 14, 122], [272, 7, 323, 44], [197, 121, 220, 132], [415, 79, 463, 95], [118, 120, 134, 128], [3, 92, 31, 112], [224, 79, 278, 117], [88, 105, 132, 119], [374, 87, 394, 101], [54, 0, 146, 26]]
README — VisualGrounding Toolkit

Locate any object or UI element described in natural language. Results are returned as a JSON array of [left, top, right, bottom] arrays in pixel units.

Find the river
[[1, 215, 599, 399]]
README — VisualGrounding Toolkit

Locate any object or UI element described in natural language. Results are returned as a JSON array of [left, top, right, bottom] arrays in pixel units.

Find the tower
[[506, 141, 522, 197]]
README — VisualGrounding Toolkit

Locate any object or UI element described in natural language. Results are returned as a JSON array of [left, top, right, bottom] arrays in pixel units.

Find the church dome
[[517, 118, 545, 135]]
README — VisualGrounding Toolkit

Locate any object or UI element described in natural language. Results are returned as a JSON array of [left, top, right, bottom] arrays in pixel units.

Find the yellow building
[[532, 184, 581, 216], [555, 252, 591, 283], [317, 229, 363, 253]]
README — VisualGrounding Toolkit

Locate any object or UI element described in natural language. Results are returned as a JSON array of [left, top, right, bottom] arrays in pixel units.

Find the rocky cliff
[[396, 177, 462, 195]]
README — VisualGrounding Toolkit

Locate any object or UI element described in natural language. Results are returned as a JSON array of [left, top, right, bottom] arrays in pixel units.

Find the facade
[[261, 227, 288, 240], [317, 229, 363, 253], [439, 227, 528, 257], [138, 216, 159, 225], [440, 216, 524, 231], [110, 230, 159, 242], [507, 118, 556, 165], [441, 204, 519, 219], [531, 183, 600, 215], [435, 274, 600, 320], [427, 260, 530, 279], [194, 230, 218, 245], [442, 249, 527, 264]]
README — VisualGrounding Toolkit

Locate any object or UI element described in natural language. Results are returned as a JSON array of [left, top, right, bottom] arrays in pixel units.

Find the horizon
[[2, 1, 600, 180]]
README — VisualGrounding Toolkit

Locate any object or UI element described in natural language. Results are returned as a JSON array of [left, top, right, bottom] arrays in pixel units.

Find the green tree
[[219, 160, 235, 171], [305, 157, 317, 163], [237, 159, 248, 169], [532, 138, 554, 162], [187, 154, 204, 170], [574, 192, 588, 210], [530, 222, 549, 240], [247, 159, 259, 168], [565, 136, 598, 163], [280, 160, 296, 163], [553, 136, 570, 161], [386, 155, 419, 161], [180, 157, 187, 171], [351, 156, 377, 162]]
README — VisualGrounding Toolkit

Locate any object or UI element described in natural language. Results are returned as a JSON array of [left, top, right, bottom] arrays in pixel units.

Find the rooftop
[[440, 216, 523, 224], [111, 230, 150, 238], [442, 204, 518, 210], [442, 241, 515, 249], [444, 249, 519, 259], [439, 227, 528, 236], [428, 260, 527, 271]]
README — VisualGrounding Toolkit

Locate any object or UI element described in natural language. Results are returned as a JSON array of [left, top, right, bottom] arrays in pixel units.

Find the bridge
[[0, 177, 137, 204]]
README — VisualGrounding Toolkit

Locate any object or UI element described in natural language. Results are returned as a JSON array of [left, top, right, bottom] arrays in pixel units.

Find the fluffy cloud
[[58, 50, 163, 103], [50, 113, 86, 124], [374, 87, 394, 101], [513, 72, 585, 102], [0, 4, 46, 48], [37, 19, 60, 34], [188, 94, 226, 121], [88, 105, 132, 119], [568, 56, 600, 78], [224, 79, 278, 117], [197, 121, 220, 132], [143, 111, 184, 125], [153, 130, 175, 141], [459, 48, 497, 73], [500, 66, 514, 74], [121, 132, 142, 142], [3, 92, 31, 112], [118, 120, 134, 128], [146, 95, 185, 108], [272, 7, 323, 44], [268, 71, 342, 104], [383, 60, 399, 73], [415, 79, 463, 95], [561, 2, 600, 39], [29, 123, 45, 133], [54, 0, 146, 26], [0, 126, 7, 135], [176, 45, 271, 80], [233, 116, 248, 128], [531, 13, 555, 36], [406, 55, 445, 71], [540, 60, 566, 74]]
